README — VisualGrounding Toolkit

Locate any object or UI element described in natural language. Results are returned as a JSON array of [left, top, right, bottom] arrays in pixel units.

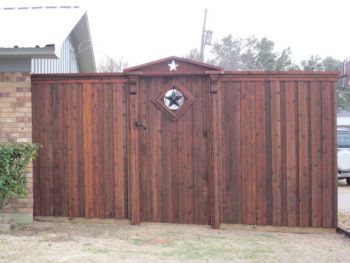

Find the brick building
[[0, 2, 95, 223]]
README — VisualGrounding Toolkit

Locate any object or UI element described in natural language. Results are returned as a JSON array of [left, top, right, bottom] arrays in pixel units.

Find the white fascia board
[[0, 46, 57, 58]]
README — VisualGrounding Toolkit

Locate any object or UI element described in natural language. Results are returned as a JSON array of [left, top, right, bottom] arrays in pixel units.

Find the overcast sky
[[3, 0, 349, 67], [83, 0, 350, 67]]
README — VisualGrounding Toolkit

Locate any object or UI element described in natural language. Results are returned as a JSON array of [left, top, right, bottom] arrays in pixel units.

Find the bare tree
[[97, 56, 128, 72]]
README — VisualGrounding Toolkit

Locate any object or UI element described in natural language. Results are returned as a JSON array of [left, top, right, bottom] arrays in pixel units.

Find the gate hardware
[[135, 117, 147, 130]]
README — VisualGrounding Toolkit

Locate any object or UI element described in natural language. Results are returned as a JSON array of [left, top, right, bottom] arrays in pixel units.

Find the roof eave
[[0, 46, 57, 59]]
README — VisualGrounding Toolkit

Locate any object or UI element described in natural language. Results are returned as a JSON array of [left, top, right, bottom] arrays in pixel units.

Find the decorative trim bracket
[[129, 76, 139, 95], [210, 75, 219, 94]]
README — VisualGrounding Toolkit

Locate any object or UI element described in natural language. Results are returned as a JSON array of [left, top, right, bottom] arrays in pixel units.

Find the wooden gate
[[32, 56, 339, 229], [134, 76, 210, 225]]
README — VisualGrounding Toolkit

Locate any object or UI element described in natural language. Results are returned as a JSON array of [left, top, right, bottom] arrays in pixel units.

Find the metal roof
[[0, 1, 95, 72]]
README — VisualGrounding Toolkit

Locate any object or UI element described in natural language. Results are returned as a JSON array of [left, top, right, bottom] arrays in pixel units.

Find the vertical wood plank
[[91, 84, 100, 217], [224, 82, 242, 224], [107, 85, 116, 218], [154, 78, 163, 222], [67, 84, 79, 217], [83, 83, 93, 218], [255, 81, 267, 225], [76, 84, 85, 217], [234, 81, 242, 225], [52, 85, 68, 217], [192, 76, 209, 224], [32, 85, 41, 216], [298, 81, 310, 227], [280, 82, 288, 226], [210, 77, 222, 229], [138, 79, 148, 221], [310, 81, 322, 227], [285, 81, 298, 226], [161, 107, 173, 222], [129, 77, 140, 225], [271, 80, 282, 226], [322, 81, 334, 228], [265, 82, 273, 225], [241, 81, 256, 225], [113, 83, 125, 219], [42, 84, 54, 216], [177, 77, 195, 224], [331, 81, 338, 228]]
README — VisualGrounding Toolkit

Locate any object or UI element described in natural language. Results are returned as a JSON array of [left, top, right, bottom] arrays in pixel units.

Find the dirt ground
[[338, 180, 350, 229], [0, 183, 349, 263], [0, 220, 349, 263]]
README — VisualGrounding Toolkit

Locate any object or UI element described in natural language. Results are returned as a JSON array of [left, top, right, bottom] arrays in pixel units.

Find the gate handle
[[135, 117, 147, 130]]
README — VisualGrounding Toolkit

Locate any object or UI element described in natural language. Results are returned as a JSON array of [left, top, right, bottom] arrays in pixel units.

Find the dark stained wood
[[192, 76, 210, 224], [210, 76, 222, 229], [280, 82, 288, 226], [113, 83, 127, 219], [31, 70, 338, 229], [331, 81, 338, 228], [52, 84, 68, 217], [322, 81, 336, 228], [255, 81, 267, 225], [91, 84, 100, 218], [298, 81, 310, 227], [82, 83, 93, 218], [271, 80, 282, 226], [67, 84, 79, 217], [265, 81, 273, 226], [222, 81, 242, 224], [285, 81, 298, 226], [129, 77, 140, 224], [241, 81, 256, 225], [32, 84, 40, 216], [124, 56, 223, 75], [310, 81, 323, 227], [33, 79, 128, 220], [137, 76, 211, 225]]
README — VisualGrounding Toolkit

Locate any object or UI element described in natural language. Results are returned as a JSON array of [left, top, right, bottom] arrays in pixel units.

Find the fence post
[[129, 76, 140, 225]]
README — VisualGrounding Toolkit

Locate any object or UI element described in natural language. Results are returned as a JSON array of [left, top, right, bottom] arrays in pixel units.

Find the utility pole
[[199, 9, 208, 62]]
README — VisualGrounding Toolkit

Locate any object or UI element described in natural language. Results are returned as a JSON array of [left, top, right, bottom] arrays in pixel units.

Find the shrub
[[0, 143, 39, 212]]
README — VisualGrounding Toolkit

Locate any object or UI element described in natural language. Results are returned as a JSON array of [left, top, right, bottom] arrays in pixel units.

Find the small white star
[[168, 60, 179, 71]]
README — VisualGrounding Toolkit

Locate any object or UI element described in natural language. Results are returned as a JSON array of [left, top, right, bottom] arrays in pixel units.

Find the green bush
[[0, 143, 39, 212]]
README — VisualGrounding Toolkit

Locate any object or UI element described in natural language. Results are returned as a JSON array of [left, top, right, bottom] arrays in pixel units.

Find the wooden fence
[[31, 58, 338, 229]]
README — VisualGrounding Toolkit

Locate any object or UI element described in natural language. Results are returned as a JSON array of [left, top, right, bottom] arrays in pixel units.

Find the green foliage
[[209, 35, 299, 70], [300, 56, 348, 110], [301, 55, 342, 71], [184, 48, 202, 62], [0, 143, 39, 212], [187, 34, 348, 110]]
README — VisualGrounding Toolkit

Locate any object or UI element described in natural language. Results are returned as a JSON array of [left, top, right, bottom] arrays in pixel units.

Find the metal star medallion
[[168, 60, 179, 71], [164, 89, 184, 110]]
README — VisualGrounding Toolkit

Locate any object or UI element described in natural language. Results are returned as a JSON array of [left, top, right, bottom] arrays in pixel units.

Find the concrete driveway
[[338, 179, 350, 212]]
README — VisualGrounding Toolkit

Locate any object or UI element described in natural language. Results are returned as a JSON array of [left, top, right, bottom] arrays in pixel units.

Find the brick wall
[[0, 72, 33, 223]]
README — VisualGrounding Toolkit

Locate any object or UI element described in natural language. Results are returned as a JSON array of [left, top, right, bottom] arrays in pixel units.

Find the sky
[[83, 0, 350, 67], [2, 0, 350, 67]]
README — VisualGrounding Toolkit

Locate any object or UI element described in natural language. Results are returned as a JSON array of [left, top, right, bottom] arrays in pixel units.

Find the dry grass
[[339, 210, 350, 229], [1, 221, 350, 263], [338, 180, 350, 230]]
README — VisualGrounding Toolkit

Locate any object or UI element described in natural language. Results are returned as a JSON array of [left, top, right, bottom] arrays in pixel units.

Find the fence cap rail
[[31, 71, 340, 83]]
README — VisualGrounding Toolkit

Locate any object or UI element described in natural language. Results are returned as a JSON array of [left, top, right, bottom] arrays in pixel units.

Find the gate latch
[[135, 117, 147, 130]]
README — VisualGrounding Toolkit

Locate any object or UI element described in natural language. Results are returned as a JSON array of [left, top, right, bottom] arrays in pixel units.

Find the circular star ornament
[[164, 88, 184, 110]]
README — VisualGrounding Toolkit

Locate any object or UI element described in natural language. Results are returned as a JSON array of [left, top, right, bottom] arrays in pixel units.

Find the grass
[[0, 221, 350, 262]]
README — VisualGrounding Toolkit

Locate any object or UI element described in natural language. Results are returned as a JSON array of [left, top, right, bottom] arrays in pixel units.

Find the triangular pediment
[[124, 56, 223, 75]]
